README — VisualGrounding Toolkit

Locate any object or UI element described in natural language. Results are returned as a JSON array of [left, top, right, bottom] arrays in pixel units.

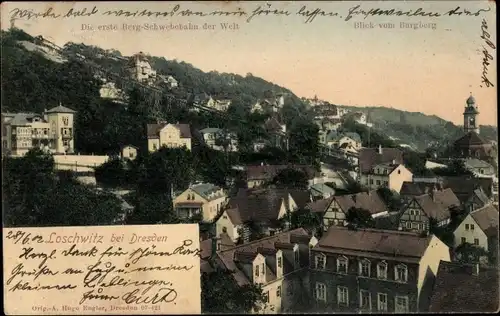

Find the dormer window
[[315, 254, 326, 269], [377, 261, 388, 279], [255, 266, 260, 277], [337, 256, 348, 274], [395, 264, 408, 282], [359, 259, 371, 277]]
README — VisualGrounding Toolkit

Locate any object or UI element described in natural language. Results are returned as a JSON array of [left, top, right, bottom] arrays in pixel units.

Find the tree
[[290, 209, 321, 233], [376, 187, 403, 213], [432, 159, 475, 177], [454, 242, 488, 264], [3, 148, 124, 227], [288, 119, 320, 165], [346, 207, 375, 228], [201, 267, 266, 313], [269, 168, 308, 189]]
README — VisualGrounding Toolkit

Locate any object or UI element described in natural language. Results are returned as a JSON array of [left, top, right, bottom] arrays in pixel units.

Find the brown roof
[[225, 193, 285, 224], [430, 188, 461, 209], [306, 196, 334, 213], [334, 190, 389, 216], [470, 204, 499, 237], [400, 182, 438, 196], [243, 188, 312, 211], [358, 147, 403, 173], [441, 176, 493, 200], [146, 123, 191, 139], [414, 194, 451, 222], [429, 261, 499, 313], [246, 165, 318, 181], [224, 208, 244, 225], [216, 228, 311, 286], [315, 226, 432, 262], [454, 132, 489, 147], [199, 233, 235, 260]]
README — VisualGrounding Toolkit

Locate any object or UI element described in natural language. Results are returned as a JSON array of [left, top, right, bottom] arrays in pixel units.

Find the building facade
[[361, 163, 413, 193], [463, 94, 479, 134], [173, 183, 227, 222], [2, 104, 76, 156], [146, 122, 192, 152], [309, 227, 451, 313]]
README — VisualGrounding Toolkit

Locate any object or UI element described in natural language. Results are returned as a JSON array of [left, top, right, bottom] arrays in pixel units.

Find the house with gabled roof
[[398, 189, 460, 233], [306, 190, 389, 231], [173, 182, 227, 222], [358, 146, 404, 186], [309, 226, 450, 313], [210, 228, 318, 313], [452, 204, 499, 263], [215, 189, 301, 243], [147, 122, 192, 152], [363, 161, 413, 193]]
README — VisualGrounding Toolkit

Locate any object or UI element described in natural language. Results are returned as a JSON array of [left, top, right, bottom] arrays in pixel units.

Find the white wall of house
[[453, 215, 489, 250]]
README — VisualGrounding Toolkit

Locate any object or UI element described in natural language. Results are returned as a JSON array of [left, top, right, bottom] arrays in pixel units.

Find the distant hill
[[338, 105, 497, 151], [2, 27, 496, 154]]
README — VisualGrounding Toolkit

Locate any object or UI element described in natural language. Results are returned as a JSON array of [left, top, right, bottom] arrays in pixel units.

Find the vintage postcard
[[1, 0, 498, 314]]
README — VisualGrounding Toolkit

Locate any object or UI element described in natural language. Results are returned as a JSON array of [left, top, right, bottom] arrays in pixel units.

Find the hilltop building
[[2, 104, 77, 156], [147, 122, 192, 152]]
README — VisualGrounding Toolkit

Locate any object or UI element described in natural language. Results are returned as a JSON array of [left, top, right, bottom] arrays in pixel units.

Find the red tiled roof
[[358, 147, 403, 173], [429, 261, 499, 313], [316, 226, 432, 260], [307, 196, 334, 213], [146, 123, 192, 139]]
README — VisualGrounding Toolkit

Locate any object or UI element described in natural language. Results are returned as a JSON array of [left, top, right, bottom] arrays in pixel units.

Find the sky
[[1, 1, 497, 125]]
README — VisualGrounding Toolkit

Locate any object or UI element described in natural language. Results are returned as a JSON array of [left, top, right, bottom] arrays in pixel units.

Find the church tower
[[463, 93, 479, 134]]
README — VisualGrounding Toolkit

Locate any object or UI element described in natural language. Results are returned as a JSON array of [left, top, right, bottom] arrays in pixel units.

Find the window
[[278, 257, 282, 268], [406, 221, 411, 229], [470, 224, 475, 231], [377, 262, 387, 279], [409, 210, 414, 216], [411, 222, 418, 229], [315, 255, 325, 269], [337, 256, 348, 274], [315, 282, 326, 301], [264, 291, 269, 303], [465, 224, 469, 230], [395, 264, 408, 282], [474, 238, 479, 245], [480, 169, 484, 174], [461, 237, 466, 244], [418, 223, 424, 231], [255, 266, 259, 277], [377, 293, 388, 311], [222, 227, 227, 233], [328, 219, 335, 226], [398, 170, 401, 174], [370, 179, 374, 185], [376, 180, 381, 185], [337, 286, 348, 306], [359, 290, 371, 310], [359, 259, 371, 277], [294, 250, 300, 265], [261, 263, 264, 275], [222, 215, 228, 219], [395, 296, 409, 313]]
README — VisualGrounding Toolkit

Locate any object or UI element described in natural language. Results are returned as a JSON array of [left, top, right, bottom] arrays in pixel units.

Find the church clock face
[[469, 117, 475, 125]]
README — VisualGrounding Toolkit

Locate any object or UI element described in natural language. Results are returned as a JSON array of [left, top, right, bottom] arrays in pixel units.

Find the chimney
[[392, 159, 396, 165], [472, 263, 479, 276], [378, 145, 382, 154]]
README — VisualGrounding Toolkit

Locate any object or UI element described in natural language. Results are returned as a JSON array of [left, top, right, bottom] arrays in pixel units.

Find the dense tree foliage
[[432, 159, 475, 177], [346, 207, 375, 228], [3, 149, 124, 227], [290, 209, 322, 234], [269, 168, 309, 190], [376, 187, 403, 213], [201, 266, 266, 313]]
